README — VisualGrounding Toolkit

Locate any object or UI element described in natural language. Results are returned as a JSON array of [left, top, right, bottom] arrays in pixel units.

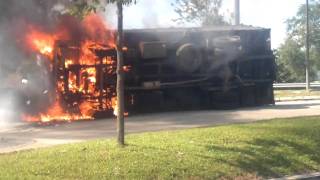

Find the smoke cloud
[[103, 0, 180, 29], [0, 0, 63, 125]]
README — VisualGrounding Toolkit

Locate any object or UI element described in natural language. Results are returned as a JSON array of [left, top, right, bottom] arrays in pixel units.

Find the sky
[[106, 0, 306, 49]]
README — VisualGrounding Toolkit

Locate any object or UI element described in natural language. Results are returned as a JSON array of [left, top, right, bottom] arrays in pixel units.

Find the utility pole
[[234, 0, 240, 25], [306, 0, 310, 91]]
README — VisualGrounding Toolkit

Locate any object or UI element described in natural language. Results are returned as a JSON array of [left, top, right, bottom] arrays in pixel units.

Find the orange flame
[[25, 27, 56, 58], [21, 14, 119, 123], [23, 100, 94, 123]]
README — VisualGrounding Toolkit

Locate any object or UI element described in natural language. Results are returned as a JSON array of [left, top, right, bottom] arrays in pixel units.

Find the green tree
[[106, 0, 135, 146], [172, 0, 227, 26], [66, 0, 135, 146], [67, 0, 103, 19], [276, 0, 320, 82], [276, 39, 306, 82], [287, 0, 320, 49]]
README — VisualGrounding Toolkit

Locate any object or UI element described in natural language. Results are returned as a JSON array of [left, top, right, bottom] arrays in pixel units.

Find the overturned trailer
[[53, 26, 275, 115]]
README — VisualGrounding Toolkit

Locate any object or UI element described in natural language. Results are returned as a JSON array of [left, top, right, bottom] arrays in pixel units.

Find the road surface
[[2, 100, 320, 153]]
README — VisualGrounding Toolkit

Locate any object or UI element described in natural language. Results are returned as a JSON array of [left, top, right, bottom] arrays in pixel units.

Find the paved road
[[2, 100, 320, 153]]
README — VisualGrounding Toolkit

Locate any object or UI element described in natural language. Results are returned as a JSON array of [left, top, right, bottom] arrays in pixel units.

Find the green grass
[[2, 117, 320, 179], [274, 90, 320, 98]]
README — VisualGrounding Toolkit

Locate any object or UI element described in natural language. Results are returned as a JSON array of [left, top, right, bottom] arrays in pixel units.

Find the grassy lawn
[[1, 117, 320, 179], [274, 90, 320, 98]]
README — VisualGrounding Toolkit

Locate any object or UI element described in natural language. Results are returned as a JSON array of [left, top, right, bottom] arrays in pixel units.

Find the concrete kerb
[[275, 96, 320, 102], [269, 172, 320, 180]]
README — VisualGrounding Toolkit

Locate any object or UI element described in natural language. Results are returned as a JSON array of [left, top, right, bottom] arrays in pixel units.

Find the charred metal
[[52, 26, 276, 116]]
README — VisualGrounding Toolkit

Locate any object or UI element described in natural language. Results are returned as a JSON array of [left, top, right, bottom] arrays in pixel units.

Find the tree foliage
[[276, 0, 320, 82], [66, 0, 102, 19], [276, 39, 306, 83], [105, 0, 136, 4], [287, 0, 320, 49], [172, 0, 227, 26], [66, 0, 135, 19]]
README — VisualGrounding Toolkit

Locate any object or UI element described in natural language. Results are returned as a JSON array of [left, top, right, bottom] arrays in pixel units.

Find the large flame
[[25, 27, 56, 58], [23, 97, 94, 123], [21, 14, 119, 123]]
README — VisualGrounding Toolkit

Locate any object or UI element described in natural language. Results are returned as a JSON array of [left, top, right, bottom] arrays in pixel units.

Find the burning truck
[[8, 14, 275, 123]]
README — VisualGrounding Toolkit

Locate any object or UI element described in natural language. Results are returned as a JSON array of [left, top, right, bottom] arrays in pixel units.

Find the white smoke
[[0, 23, 22, 126], [103, 0, 182, 29], [0, 94, 18, 128], [0, 0, 60, 125]]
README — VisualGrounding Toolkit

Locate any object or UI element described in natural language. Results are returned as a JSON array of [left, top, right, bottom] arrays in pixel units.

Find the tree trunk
[[116, 1, 125, 146]]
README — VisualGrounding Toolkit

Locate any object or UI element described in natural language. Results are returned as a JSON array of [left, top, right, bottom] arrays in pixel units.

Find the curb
[[275, 96, 320, 102], [270, 172, 320, 180]]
